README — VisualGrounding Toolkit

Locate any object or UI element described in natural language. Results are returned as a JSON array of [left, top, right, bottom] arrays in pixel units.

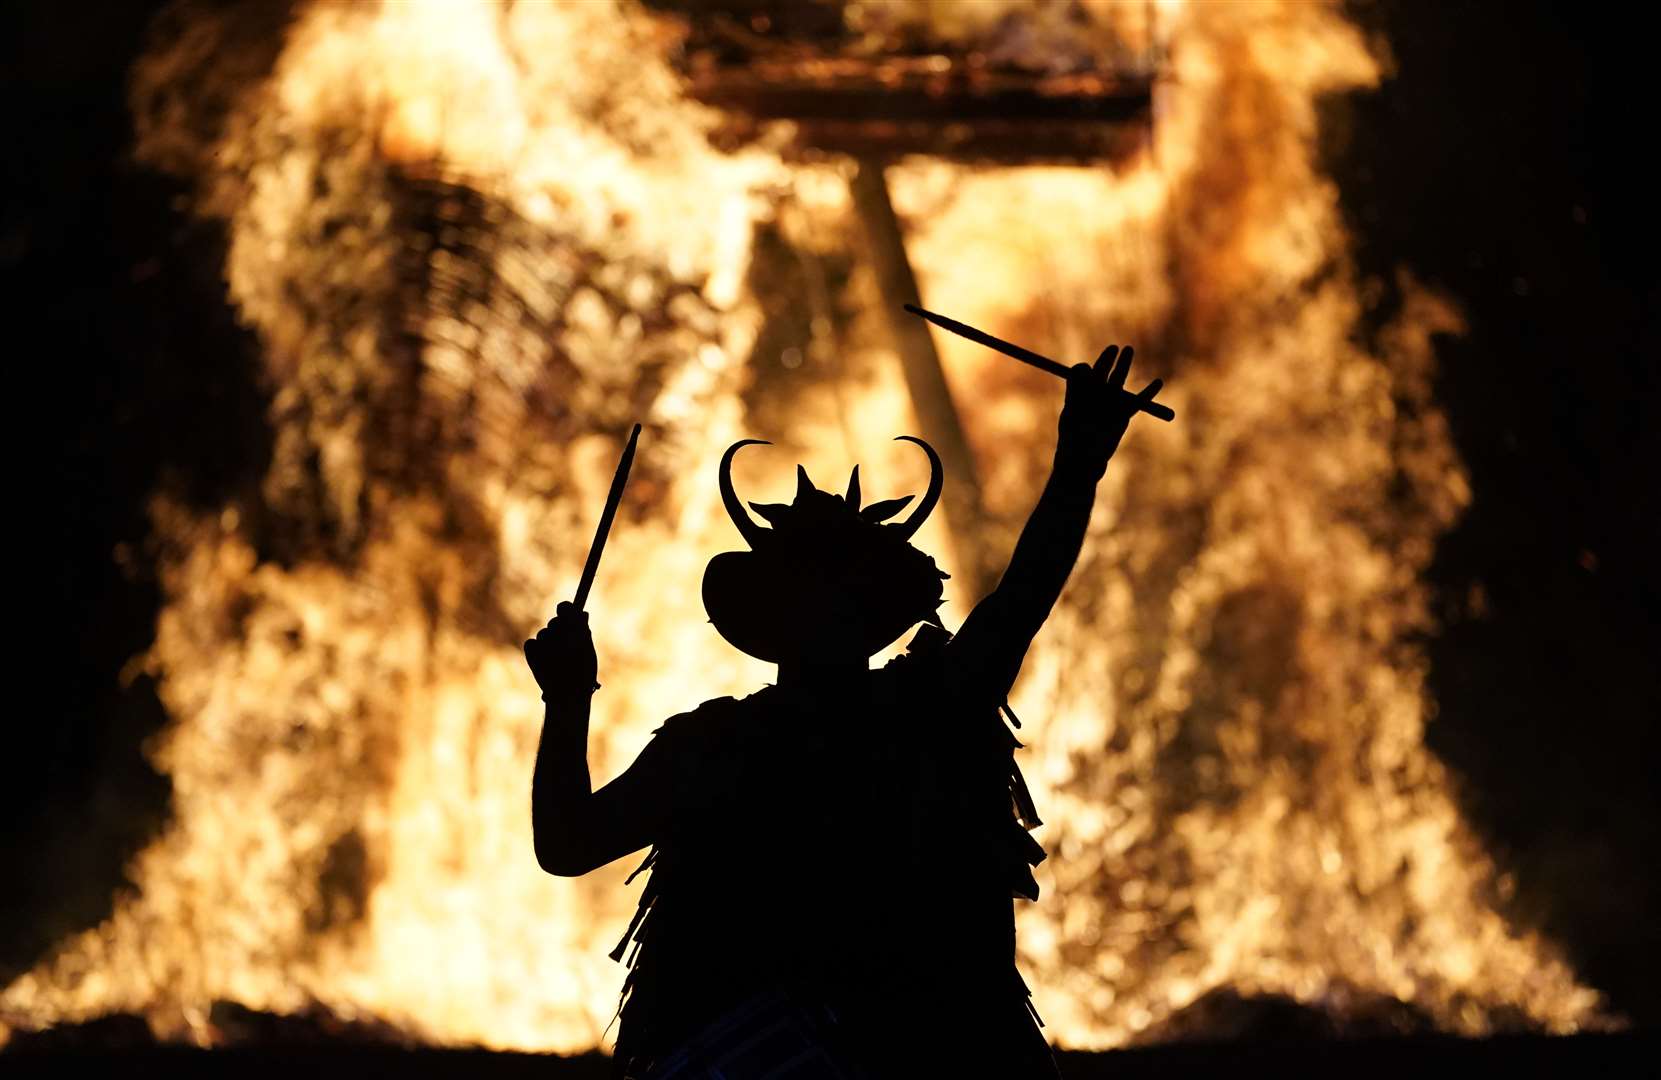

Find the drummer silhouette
[[527, 341, 1164, 1078]]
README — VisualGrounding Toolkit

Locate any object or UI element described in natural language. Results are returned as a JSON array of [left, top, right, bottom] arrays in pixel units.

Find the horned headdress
[[702, 437, 951, 662]]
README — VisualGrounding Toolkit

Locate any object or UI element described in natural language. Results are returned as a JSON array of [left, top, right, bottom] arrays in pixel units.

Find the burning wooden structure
[[665, 3, 1158, 594], [3, 0, 1614, 1058]]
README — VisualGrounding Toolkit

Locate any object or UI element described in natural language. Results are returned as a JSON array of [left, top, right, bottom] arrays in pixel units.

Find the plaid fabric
[[627, 992, 868, 1080]]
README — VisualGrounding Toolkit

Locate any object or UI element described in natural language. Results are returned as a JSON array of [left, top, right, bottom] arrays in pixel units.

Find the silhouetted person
[[527, 346, 1163, 1078]]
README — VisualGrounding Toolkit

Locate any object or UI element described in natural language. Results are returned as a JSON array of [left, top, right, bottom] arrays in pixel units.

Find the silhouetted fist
[[525, 602, 599, 697], [1056, 344, 1163, 480]]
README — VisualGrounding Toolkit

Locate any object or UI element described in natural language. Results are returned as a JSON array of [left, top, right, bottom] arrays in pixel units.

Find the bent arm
[[526, 602, 669, 877], [532, 689, 669, 876]]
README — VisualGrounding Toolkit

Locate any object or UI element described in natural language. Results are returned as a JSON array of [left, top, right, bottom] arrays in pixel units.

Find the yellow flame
[[3, 0, 1604, 1051]]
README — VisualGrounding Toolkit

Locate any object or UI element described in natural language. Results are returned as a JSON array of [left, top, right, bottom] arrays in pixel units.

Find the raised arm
[[526, 602, 669, 876], [947, 345, 1161, 703]]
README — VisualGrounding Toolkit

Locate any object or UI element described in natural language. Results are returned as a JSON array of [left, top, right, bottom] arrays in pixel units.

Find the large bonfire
[[5, 0, 1602, 1053]]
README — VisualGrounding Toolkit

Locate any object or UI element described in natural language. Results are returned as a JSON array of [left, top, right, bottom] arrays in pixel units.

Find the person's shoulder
[[881, 622, 950, 669], [878, 623, 954, 698], [651, 690, 768, 744], [648, 692, 772, 809]]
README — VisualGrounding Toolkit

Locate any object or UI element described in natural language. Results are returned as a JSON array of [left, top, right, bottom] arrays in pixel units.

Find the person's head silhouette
[[702, 436, 950, 667]]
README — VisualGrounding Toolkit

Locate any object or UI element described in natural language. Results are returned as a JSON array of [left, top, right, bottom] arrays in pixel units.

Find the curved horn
[[844, 465, 861, 509], [892, 435, 943, 540], [719, 439, 772, 548]]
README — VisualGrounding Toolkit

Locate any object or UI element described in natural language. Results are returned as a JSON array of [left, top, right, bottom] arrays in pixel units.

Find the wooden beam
[[687, 57, 1153, 163], [849, 158, 995, 601]]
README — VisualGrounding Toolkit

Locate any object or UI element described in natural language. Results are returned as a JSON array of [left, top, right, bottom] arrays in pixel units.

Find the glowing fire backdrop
[[10, 0, 1657, 1063]]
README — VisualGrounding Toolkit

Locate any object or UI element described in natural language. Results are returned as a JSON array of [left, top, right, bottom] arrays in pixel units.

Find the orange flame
[[3, 0, 1605, 1051]]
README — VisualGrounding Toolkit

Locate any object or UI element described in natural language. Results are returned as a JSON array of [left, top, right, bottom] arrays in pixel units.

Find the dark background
[[7, 0, 1657, 1029]]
